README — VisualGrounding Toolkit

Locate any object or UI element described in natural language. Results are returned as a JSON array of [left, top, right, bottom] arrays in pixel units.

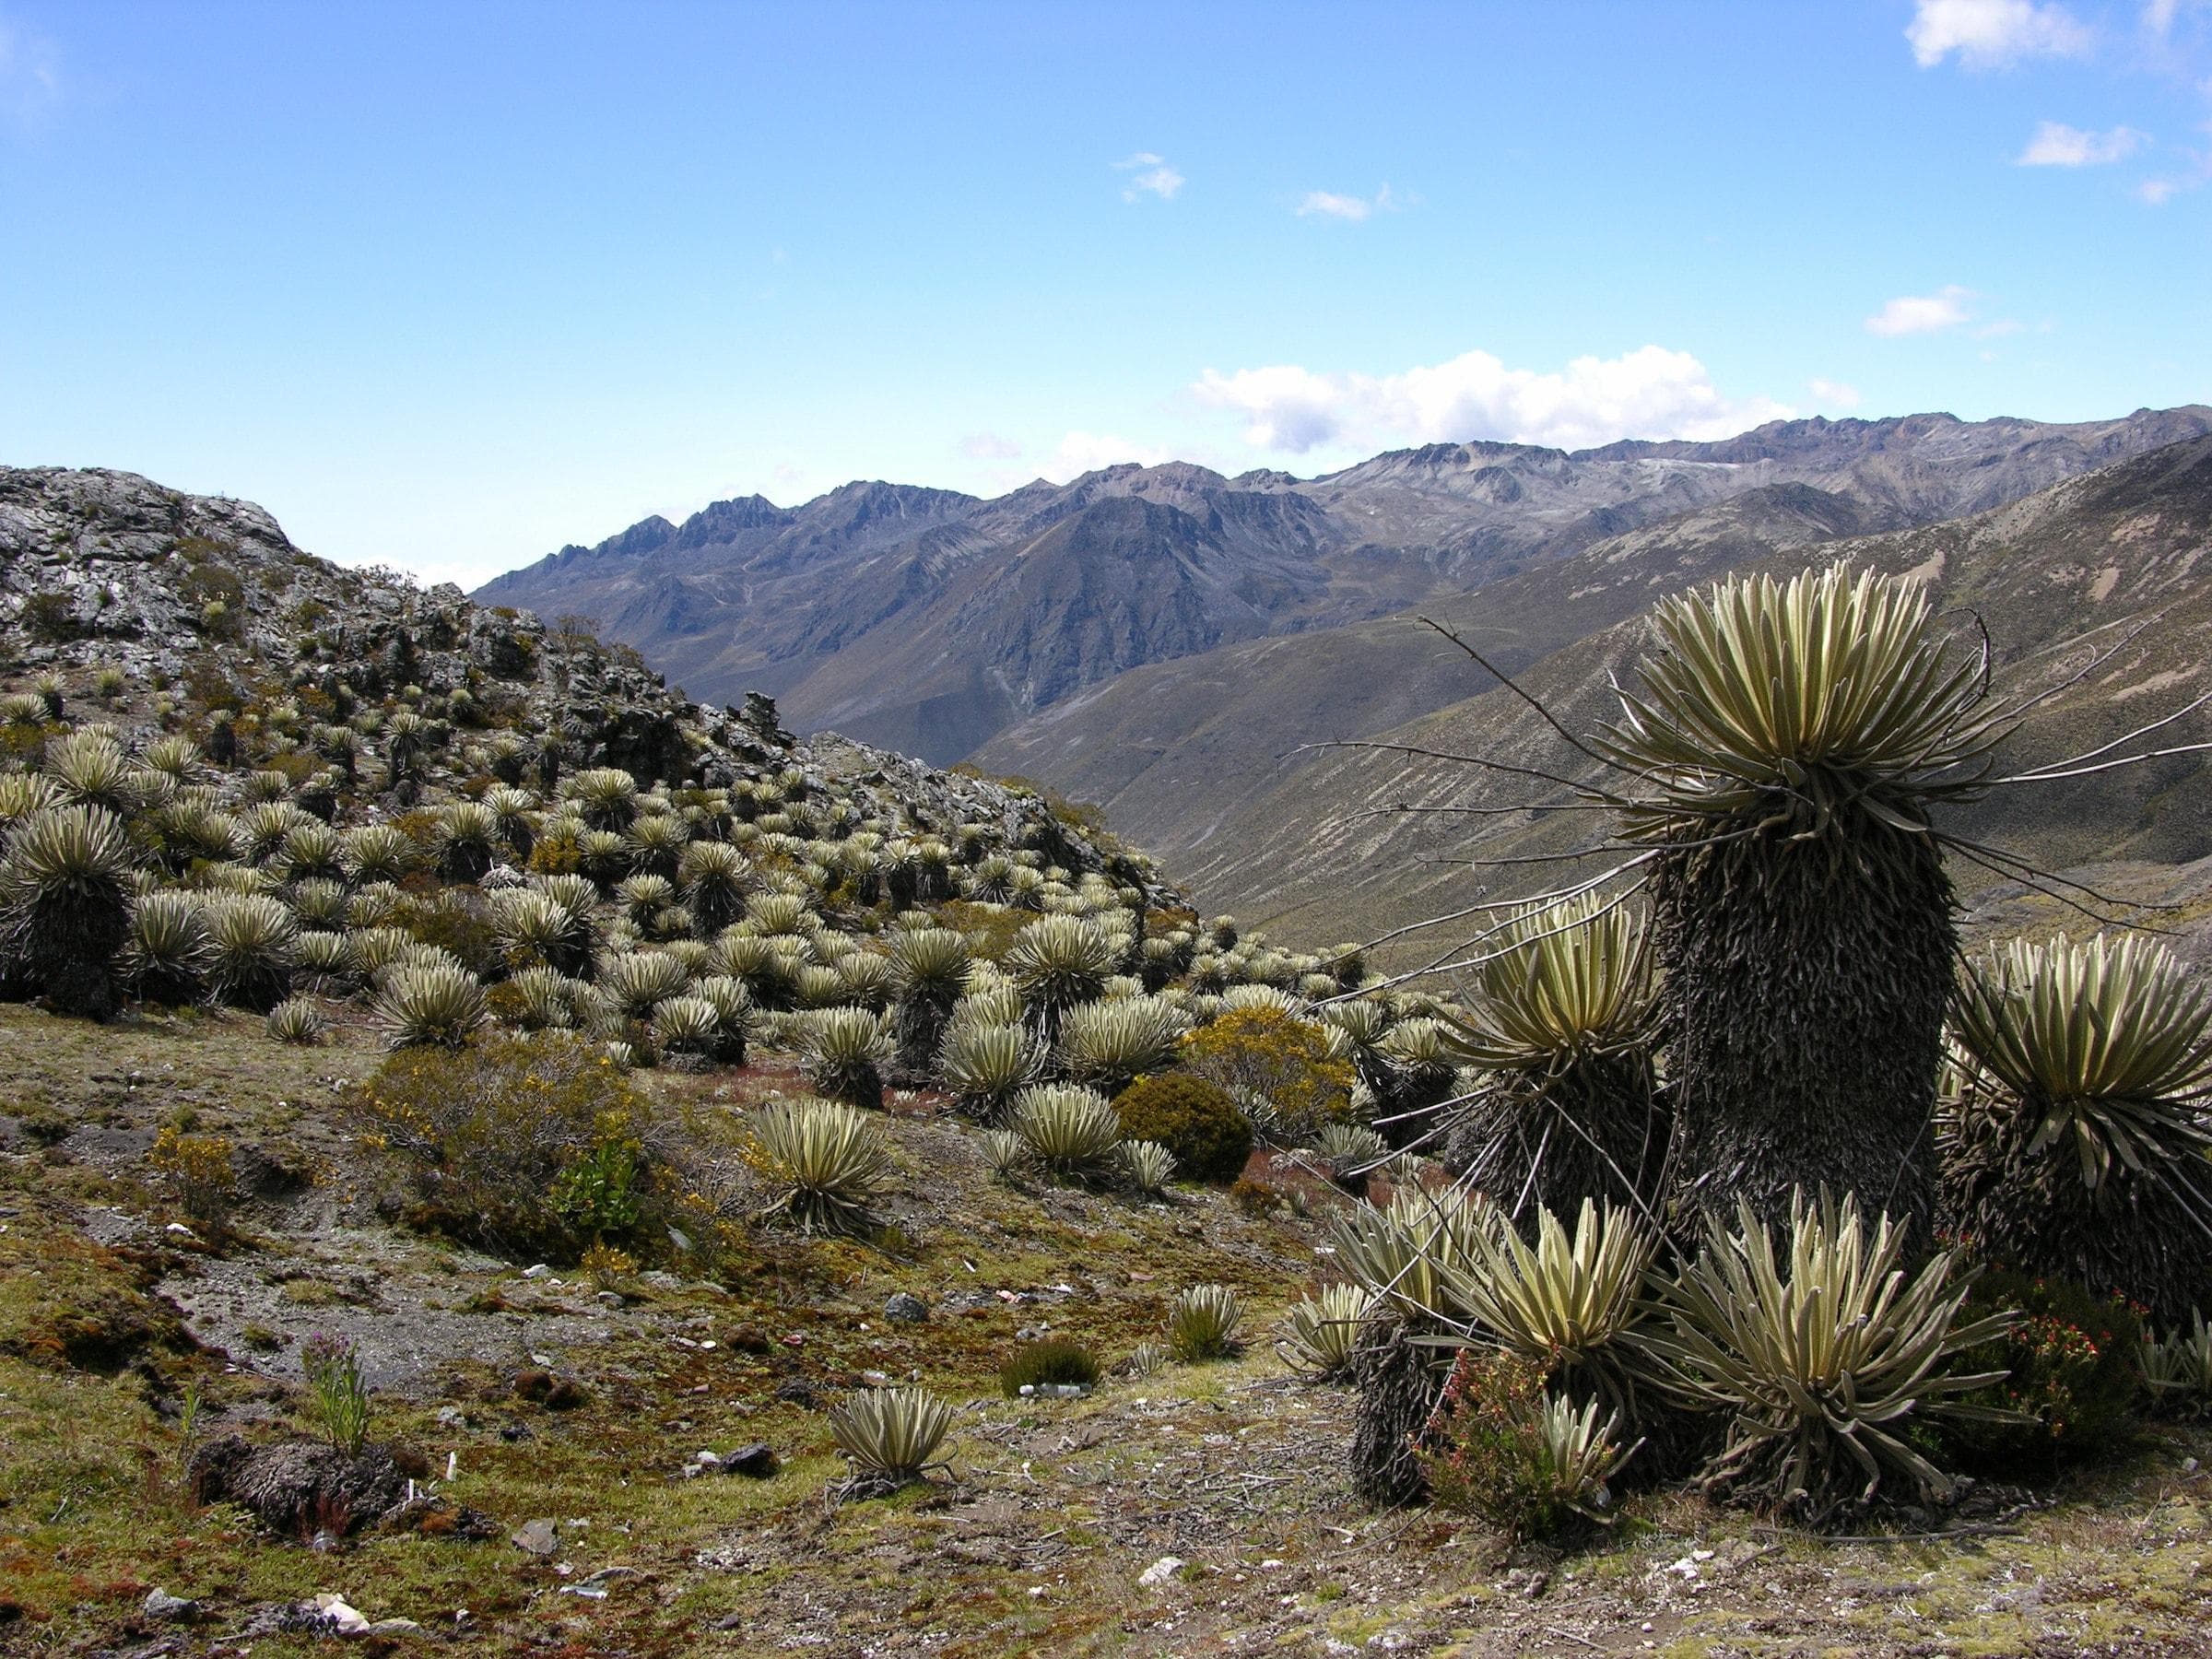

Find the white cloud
[[959, 432, 1023, 461], [1191, 344, 1794, 457], [0, 15, 62, 124], [1042, 430, 1176, 482], [1907, 0, 2092, 66], [1864, 285, 1977, 336], [2017, 120, 2148, 163], [1296, 183, 1396, 221], [2139, 175, 2182, 200], [2144, 0, 2182, 37], [1808, 378, 1864, 409], [1113, 152, 1183, 202]]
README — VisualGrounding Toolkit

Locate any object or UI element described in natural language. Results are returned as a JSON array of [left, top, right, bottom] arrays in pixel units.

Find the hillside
[[1072, 437, 2212, 954], [477, 408, 2212, 767]]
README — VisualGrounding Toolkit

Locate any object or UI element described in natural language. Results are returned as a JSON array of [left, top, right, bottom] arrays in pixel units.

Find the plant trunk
[[1442, 1055, 1668, 1223], [1941, 1107, 2212, 1324], [1348, 1309, 1443, 1507], [1657, 823, 1951, 1239]]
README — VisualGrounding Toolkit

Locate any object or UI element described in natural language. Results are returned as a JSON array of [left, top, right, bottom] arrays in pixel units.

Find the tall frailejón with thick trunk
[[1594, 563, 2009, 1234]]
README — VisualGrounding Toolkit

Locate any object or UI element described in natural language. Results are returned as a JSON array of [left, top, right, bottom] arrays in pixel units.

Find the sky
[[1, 0, 2207, 589]]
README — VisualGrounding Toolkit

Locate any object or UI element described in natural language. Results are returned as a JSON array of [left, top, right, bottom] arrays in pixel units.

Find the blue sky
[[1, 1, 2206, 587]]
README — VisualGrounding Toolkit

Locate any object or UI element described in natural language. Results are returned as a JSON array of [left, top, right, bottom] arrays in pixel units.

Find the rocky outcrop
[[0, 465, 1171, 900]]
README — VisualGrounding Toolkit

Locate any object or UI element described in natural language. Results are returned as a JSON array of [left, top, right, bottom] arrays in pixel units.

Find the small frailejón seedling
[[828, 1386, 955, 1500]]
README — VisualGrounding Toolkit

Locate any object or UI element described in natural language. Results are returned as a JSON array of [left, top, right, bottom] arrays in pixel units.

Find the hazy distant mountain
[[477, 407, 2212, 766]]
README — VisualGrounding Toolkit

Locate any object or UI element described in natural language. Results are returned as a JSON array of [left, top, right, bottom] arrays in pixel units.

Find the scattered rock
[[522, 1264, 552, 1279], [1138, 1556, 1185, 1588], [723, 1442, 779, 1478], [312, 1594, 371, 1635], [378, 1494, 500, 1541], [141, 1588, 199, 1622], [884, 1292, 928, 1324], [773, 1378, 827, 1410], [511, 1518, 559, 1558]]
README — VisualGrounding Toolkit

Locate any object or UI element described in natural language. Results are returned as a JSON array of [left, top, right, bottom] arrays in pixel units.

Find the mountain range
[[477, 408, 2211, 759], [478, 406, 2212, 942]]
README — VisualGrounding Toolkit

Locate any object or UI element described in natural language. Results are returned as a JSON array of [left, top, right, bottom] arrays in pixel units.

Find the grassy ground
[[4, 1003, 2212, 1656]]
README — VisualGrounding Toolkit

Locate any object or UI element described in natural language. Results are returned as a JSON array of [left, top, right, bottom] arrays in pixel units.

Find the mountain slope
[[478, 407, 2212, 764], [971, 481, 1891, 855], [1118, 436, 2212, 950]]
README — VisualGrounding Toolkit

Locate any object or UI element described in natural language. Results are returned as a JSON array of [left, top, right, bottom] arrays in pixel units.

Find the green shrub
[[149, 1125, 236, 1233], [1417, 1350, 1637, 1543], [547, 1135, 643, 1243], [21, 591, 82, 642], [392, 890, 498, 977], [1938, 1268, 2145, 1472], [350, 1030, 687, 1260], [1000, 1336, 1101, 1397], [1112, 1074, 1252, 1184], [300, 1329, 371, 1456]]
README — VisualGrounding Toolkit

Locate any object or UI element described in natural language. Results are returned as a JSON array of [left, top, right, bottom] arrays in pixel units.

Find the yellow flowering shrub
[[1179, 1006, 1356, 1142]]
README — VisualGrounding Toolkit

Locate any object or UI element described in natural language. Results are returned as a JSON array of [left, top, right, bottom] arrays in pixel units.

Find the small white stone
[[1138, 1556, 1184, 1588]]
